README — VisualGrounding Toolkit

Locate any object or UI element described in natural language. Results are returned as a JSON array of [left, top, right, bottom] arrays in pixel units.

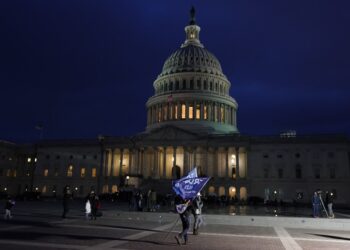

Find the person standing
[[312, 191, 321, 218], [192, 193, 204, 235], [62, 185, 72, 219], [174, 195, 190, 245], [4, 196, 15, 220], [325, 191, 335, 218], [150, 189, 157, 212]]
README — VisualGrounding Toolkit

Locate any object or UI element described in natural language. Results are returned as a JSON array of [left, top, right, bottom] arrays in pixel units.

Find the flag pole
[[163, 216, 180, 241]]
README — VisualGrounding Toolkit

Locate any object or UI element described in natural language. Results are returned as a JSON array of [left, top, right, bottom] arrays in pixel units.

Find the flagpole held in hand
[[163, 216, 180, 241]]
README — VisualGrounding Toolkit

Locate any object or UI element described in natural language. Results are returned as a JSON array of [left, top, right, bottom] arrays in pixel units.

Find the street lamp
[[126, 175, 130, 186]]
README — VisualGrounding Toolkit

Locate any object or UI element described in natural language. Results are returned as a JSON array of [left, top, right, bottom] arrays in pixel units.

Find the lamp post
[[97, 135, 105, 194], [126, 175, 130, 186]]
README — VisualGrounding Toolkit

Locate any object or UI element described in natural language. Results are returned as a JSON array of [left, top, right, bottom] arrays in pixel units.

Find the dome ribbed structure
[[145, 8, 239, 135], [159, 45, 224, 77]]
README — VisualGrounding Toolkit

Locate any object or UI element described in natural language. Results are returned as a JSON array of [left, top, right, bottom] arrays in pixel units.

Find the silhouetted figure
[[62, 185, 72, 219]]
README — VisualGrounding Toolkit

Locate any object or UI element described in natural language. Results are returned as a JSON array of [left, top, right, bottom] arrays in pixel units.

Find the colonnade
[[101, 146, 247, 197], [147, 101, 236, 126]]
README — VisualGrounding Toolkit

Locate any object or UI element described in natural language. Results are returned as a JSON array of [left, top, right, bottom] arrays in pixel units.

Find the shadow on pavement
[[0, 231, 178, 246], [310, 234, 350, 241]]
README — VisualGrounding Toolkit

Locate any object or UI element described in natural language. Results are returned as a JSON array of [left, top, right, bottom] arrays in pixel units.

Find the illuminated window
[[189, 104, 193, 119], [6, 169, 11, 177], [13, 170, 17, 177], [221, 106, 225, 122], [204, 105, 207, 120], [81, 167, 86, 178], [42, 185, 47, 193], [196, 104, 200, 119], [181, 104, 186, 119], [67, 165, 73, 177], [175, 105, 178, 119], [190, 33, 195, 39], [44, 169, 49, 177], [92, 168, 97, 178]]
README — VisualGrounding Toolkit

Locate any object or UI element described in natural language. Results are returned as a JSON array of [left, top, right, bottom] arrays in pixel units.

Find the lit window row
[[148, 102, 236, 125]]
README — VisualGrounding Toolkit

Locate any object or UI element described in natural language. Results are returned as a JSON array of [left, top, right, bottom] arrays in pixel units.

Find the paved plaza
[[1, 201, 350, 250]]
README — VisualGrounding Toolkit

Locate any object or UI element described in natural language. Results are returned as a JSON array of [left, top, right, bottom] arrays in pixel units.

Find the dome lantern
[[181, 6, 204, 48]]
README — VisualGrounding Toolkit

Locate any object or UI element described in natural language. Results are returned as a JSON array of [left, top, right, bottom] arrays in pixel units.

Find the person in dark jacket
[[174, 195, 190, 245], [4, 196, 15, 220], [62, 185, 72, 219], [325, 191, 335, 218], [312, 191, 321, 218], [90, 195, 100, 220]]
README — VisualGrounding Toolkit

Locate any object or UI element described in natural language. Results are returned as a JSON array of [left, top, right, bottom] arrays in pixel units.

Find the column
[[193, 147, 197, 167], [163, 147, 167, 178], [204, 147, 209, 176], [186, 102, 189, 120], [173, 146, 177, 167], [183, 147, 189, 174], [128, 149, 133, 174], [214, 148, 218, 178], [172, 146, 177, 178], [225, 147, 229, 179], [140, 148, 144, 176], [199, 102, 203, 120], [236, 147, 240, 179], [153, 147, 158, 177], [119, 148, 124, 177], [110, 148, 114, 177]]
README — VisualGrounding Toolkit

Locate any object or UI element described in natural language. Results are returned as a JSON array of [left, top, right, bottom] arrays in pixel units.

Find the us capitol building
[[1, 9, 350, 205]]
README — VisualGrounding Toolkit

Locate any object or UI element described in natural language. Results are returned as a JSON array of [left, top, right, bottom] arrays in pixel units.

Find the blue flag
[[184, 167, 197, 179], [172, 176, 210, 200]]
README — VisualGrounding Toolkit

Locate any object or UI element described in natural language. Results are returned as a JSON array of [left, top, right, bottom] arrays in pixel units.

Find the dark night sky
[[1, 0, 350, 142]]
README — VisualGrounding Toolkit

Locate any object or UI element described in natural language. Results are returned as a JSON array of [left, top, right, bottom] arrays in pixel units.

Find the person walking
[[325, 191, 335, 218], [312, 191, 321, 218], [192, 193, 204, 235], [174, 195, 191, 245], [85, 198, 91, 220], [90, 195, 100, 220], [4, 196, 15, 220], [62, 185, 72, 219]]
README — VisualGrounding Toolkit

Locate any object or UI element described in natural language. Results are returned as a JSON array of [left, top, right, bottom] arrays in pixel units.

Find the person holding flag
[[172, 167, 210, 245], [174, 195, 191, 245]]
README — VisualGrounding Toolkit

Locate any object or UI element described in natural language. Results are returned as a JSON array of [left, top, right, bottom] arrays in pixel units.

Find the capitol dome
[[145, 7, 239, 134], [159, 45, 224, 78]]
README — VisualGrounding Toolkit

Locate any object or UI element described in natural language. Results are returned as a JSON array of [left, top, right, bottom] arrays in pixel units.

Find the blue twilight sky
[[0, 0, 350, 142]]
